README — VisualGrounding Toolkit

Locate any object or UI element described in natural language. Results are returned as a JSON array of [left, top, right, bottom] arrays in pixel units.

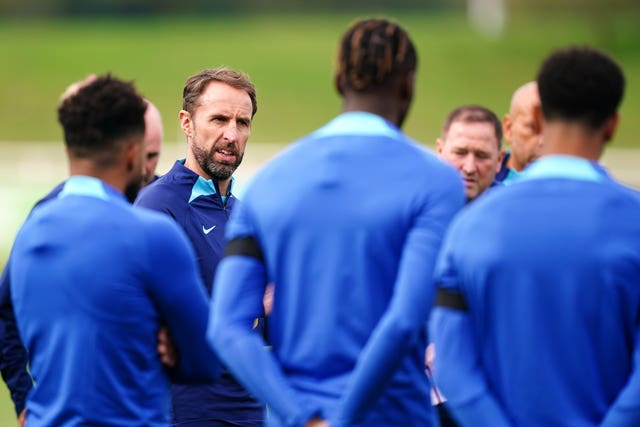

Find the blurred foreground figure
[[0, 74, 166, 424], [9, 75, 217, 427], [208, 18, 463, 427], [431, 46, 640, 426], [142, 100, 164, 185]]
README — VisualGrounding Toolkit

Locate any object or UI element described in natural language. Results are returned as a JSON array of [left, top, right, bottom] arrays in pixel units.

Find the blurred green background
[[1, 0, 640, 422], [1, 8, 639, 146]]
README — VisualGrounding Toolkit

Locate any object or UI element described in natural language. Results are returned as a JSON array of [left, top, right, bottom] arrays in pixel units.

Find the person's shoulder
[[130, 205, 187, 243], [397, 135, 447, 166], [28, 182, 66, 214], [240, 140, 306, 187], [124, 206, 196, 270], [451, 182, 511, 228], [402, 138, 463, 184], [39, 182, 65, 203], [135, 172, 189, 210], [600, 178, 640, 214]]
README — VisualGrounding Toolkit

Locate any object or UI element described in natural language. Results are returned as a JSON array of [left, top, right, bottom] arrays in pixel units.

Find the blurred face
[[437, 121, 502, 201], [124, 135, 147, 203], [180, 81, 252, 183], [504, 84, 542, 171], [143, 104, 163, 185]]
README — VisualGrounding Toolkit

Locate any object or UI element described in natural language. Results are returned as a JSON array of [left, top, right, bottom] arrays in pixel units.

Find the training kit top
[[430, 155, 640, 427], [0, 269, 32, 415], [0, 183, 63, 416], [495, 152, 519, 184], [208, 111, 465, 427], [135, 160, 263, 426], [10, 176, 217, 427]]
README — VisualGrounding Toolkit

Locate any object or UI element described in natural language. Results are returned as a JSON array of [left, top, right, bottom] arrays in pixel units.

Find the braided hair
[[336, 18, 417, 92]]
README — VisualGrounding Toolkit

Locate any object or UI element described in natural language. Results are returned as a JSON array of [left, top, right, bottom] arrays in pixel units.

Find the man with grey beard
[[135, 67, 263, 427]]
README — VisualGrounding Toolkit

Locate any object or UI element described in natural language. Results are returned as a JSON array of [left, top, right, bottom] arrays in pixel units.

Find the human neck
[[68, 159, 127, 193], [184, 155, 231, 196], [218, 178, 231, 197], [506, 154, 525, 172], [538, 121, 606, 162], [341, 93, 403, 128]]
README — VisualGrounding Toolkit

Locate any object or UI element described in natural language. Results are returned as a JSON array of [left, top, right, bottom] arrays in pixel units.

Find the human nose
[[222, 122, 239, 143], [461, 155, 476, 174]]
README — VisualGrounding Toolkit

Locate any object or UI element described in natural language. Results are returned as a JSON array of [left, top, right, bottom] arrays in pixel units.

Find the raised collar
[[59, 175, 125, 202], [173, 159, 235, 204], [311, 111, 402, 139], [519, 155, 606, 183]]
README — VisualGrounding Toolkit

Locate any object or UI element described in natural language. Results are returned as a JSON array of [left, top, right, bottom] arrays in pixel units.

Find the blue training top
[[208, 112, 465, 427], [430, 155, 640, 427], [495, 151, 520, 184], [10, 176, 217, 427], [0, 183, 64, 416], [135, 160, 263, 426]]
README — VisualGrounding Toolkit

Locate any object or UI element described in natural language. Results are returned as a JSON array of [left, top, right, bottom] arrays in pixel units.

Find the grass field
[[0, 11, 639, 146], [1, 10, 640, 423]]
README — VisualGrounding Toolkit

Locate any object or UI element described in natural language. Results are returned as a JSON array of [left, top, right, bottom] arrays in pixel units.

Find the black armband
[[225, 236, 264, 262], [435, 288, 468, 311]]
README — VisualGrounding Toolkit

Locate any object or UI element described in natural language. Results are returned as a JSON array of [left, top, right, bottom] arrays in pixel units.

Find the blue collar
[[59, 175, 125, 202], [179, 159, 235, 204], [311, 111, 402, 139], [519, 155, 605, 183]]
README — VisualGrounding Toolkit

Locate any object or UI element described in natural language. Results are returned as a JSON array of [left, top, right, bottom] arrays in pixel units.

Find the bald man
[[61, 74, 164, 186], [143, 101, 164, 185], [497, 81, 542, 183]]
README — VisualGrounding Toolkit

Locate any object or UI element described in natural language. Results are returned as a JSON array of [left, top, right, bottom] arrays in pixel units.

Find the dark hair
[[441, 105, 503, 148], [57, 75, 147, 166], [537, 46, 625, 129], [182, 67, 257, 117], [336, 18, 417, 92]]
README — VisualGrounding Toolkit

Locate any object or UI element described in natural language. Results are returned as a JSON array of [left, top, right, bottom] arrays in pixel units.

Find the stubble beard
[[124, 178, 143, 203], [192, 139, 244, 182]]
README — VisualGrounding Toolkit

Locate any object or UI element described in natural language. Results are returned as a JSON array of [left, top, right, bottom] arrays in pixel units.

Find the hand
[[304, 418, 329, 427], [425, 343, 435, 371], [263, 283, 275, 316], [157, 327, 177, 367], [18, 408, 26, 427]]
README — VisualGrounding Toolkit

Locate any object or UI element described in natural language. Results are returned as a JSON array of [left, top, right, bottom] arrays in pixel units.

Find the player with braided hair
[[208, 18, 463, 427]]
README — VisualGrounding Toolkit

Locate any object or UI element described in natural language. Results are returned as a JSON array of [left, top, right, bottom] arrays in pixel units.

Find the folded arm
[[0, 264, 32, 416], [208, 236, 323, 427], [145, 219, 219, 383], [599, 323, 640, 426]]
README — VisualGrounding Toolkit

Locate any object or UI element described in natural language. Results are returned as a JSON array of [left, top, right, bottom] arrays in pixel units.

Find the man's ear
[[179, 110, 193, 139], [502, 114, 513, 144], [124, 138, 144, 173], [603, 113, 620, 143], [496, 149, 505, 173], [532, 103, 543, 136], [400, 71, 415, 103], [436, 138, 444, 155], [334, 73, 345, 96]]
